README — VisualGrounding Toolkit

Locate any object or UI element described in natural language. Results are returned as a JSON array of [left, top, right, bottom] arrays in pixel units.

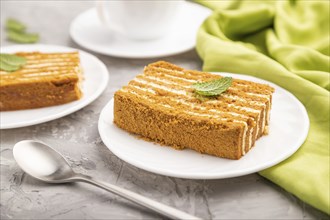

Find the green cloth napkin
[[195, 0, 330, 214]]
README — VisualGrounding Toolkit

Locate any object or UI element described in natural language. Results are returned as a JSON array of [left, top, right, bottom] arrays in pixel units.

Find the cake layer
[[0, 52, 83, 111], [113, 61, 274, 159]]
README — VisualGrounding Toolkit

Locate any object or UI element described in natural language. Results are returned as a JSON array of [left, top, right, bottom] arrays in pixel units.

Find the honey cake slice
[[114, 61, 274, 160], [0, 52, 83, 111]]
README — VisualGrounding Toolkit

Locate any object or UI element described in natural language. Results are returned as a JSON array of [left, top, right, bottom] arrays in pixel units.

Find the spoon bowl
[[13, 140, 201, 220], [13, 140, 76, 183]]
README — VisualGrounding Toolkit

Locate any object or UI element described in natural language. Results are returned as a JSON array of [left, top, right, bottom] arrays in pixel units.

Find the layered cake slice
[[114, 61, 274, 159], [0, 52, 83, 111]]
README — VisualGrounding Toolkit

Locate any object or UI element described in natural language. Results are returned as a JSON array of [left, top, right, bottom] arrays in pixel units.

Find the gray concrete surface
[[0, 1, 329, 219]]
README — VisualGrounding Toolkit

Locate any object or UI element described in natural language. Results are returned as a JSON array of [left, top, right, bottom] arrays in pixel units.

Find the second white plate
[[70, 2, 211, 58], [1, 44, 109, 129], [98, 73, 309, 179]]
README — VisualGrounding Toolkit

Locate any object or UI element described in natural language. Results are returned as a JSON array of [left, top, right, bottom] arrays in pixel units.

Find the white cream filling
[[150, 67, 185, 75], [255, 112, 261, 137], [241, 123, 248, 155], [19, 71, 72, 77], [131, 85, 156, 94], [265, 99, 271, 125], [246, 92, 269, 98], [23, 63, 76, 69], [134, 78, 187, 95], [261, 106, 266, 133], [144, 75, 195, 85], [3, 73, 75, 81], [249, 127, 254, 149], [27, 58, 79, 64], [146, 71, 197, 83]]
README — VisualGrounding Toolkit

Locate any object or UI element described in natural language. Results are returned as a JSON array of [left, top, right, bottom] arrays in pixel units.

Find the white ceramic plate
[[0, 44, 109, 129], [98, 73, 309, 179], [70, 2, 211, 58]]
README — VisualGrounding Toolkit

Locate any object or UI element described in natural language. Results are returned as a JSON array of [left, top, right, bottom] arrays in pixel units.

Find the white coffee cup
[[96, 0, 183, 41]]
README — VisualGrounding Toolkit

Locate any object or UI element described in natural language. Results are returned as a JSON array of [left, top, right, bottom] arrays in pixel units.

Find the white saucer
[[0, 44, 109, 129], [70, 2, 211, 58], [98, 73, 309, 179]]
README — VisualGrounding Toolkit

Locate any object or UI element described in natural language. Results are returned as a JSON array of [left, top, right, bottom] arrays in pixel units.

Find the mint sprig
[[7, 31, 39, 43], [0, 54, 27, 72], [5, 18, 39, 44], [192, 77, 233, 97], [6, 18, 26, 32]]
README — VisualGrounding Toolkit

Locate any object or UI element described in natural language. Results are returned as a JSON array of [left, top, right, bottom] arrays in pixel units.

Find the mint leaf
[[7, 30, 39, 43], [0, 54, 26, 66], [0, 54, 26, 72], [6, 18, 26, 32], [192, 77, 233, 97], [4, 18, 39, 44], [0, 60, 21, 72]]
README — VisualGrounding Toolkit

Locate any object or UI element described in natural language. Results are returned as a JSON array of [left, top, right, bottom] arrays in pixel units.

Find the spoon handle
[[73, 174, 201, 220]]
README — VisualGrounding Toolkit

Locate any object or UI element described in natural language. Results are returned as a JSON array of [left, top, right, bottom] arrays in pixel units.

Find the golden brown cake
[[114, 61, 274, 160], [0, 52, 83, 111]]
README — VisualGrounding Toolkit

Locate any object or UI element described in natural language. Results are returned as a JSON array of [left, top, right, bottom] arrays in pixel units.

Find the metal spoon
[[13, 140, 201, 220]]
